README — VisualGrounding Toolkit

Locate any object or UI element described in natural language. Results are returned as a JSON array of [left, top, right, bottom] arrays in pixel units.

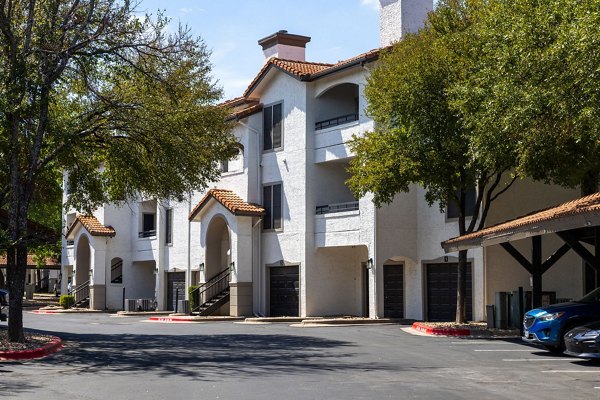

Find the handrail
[[71, 280, 90, 307], [316, 201, 359, 215], [315, 113, 358, 131], [138, 230, 156, 238], [190, 269, 230, 314]]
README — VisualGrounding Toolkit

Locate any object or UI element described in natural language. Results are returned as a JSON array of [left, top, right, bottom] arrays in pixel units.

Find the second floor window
[[165, 208, 173, 245], [140, 213, 156, 237], [446, 187, 477, 219], [263, 103, 282, 151], [263, 183, 282, 230]]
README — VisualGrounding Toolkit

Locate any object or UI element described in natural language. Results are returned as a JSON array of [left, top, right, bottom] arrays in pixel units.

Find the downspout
[[187, 192, 192, 299], [237, 119, 263, 314]]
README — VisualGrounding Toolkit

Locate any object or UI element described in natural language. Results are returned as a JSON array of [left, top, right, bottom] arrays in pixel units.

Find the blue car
[[523, 287, 600, 352]]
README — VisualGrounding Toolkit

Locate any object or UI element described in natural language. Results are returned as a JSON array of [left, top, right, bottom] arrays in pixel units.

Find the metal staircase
[[71, 280, 90, 308], [190, 269, 230, 316]]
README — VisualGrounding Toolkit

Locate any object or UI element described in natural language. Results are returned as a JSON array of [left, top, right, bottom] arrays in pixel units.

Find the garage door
[[427, 263, 472, 322], [383, 264, 404, 318], [167, 272, 186, 312], [270, 266, 299, 317]]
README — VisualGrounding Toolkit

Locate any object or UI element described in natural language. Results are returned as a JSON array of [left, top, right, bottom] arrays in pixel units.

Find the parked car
[[523, 287, 600, 352], [0, 289, 8, 321], [564, 320, 600, 359]]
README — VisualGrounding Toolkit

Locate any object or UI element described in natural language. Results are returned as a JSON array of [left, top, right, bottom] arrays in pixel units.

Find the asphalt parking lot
[[1, 313, 599, 400]]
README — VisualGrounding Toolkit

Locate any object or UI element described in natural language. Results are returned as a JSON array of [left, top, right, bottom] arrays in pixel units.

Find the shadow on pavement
[[34, 331, 398, 380]]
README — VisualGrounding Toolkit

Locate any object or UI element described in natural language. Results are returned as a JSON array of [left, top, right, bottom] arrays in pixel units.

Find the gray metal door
[[167, 272, 185, 312], [384, 264, 404, 318], [269, 266, 299, 317], [426, 263, 472, 322]]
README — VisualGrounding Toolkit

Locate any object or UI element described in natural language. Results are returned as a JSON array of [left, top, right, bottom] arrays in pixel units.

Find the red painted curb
[[32, 310, 61, 314], [412, 322, 470, 336], [0, 336, 63, 361], [148, 317, 193, 323]]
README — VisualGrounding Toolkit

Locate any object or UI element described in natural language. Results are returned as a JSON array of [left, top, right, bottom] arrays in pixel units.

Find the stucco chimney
[[379, 0, 433, 47], [258, 30, 311, 61]]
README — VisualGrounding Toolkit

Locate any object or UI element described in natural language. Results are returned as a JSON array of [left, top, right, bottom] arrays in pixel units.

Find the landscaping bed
[[0, 327, 57, 352]]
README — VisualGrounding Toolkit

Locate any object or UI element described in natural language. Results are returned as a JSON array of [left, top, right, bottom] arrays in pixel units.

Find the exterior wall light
[[367, 258, 373, 269], [199, 263, 204, 272], [230, 261, 235, 272]]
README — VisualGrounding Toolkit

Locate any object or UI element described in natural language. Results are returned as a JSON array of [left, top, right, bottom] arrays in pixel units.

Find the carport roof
[[442, 192, 600, 253], [189, 189, 265, 221], [65, 215, 116, 239]]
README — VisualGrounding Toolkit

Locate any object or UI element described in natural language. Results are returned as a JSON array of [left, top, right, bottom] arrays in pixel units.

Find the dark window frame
[[446, 187, 477, 220], [263, 183, 283, 231], [165, 208, 173, 245], [263, 102, 283, 152]]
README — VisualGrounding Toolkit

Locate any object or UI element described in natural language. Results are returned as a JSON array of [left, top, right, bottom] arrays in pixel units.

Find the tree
[[451, 0, 600, 195], [0, 0, 236, 342], [348, 0, 515, 323]]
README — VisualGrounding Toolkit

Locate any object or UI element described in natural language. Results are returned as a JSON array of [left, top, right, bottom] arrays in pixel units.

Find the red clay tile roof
[[0, 254, 60, 268], [227, 103, 264, 121], [65, 215, 116, 238], [242, 48, 384, 97], [189, 189, 265, 220], [442, 192, 600, 251]]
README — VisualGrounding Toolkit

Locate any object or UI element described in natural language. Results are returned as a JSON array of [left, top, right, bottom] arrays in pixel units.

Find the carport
[[442, 193, 600, 309]]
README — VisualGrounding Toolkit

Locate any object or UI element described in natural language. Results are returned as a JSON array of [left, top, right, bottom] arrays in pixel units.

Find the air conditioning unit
[[137, 298, 152, 311], [125, 299, 137, 312]]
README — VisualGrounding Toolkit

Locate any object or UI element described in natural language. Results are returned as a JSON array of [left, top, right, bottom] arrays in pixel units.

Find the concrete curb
[[148, 316, 245, 323], [412, 322, 470, 336], [0, 336, 63, 361], [32, 309, 103, 314]]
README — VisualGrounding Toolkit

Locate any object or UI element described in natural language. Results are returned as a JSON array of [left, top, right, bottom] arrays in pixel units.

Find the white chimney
[[379, 0, 433, 47], [258, 30, 311, 61]]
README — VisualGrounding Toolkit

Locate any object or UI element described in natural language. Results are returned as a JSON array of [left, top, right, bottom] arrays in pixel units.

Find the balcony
[[138, 230, 157, 238], [134, 234, 158, 262], [315, 113, 358, 131], [314, 201, 362, 248]]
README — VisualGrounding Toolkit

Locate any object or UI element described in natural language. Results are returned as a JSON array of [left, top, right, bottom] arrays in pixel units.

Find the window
[[221, 159, 229, 173], [165, 208, 173, 245], [139, 213, 156, 237], [111, 258, 123, 284], [263, 103, 283, 151], [263, 183, 282, 230], [447, 187, 477, 219]]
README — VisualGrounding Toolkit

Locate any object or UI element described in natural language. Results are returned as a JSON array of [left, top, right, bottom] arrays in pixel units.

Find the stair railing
[[71, 280, 90, 307], [190, 269, 230, 314]]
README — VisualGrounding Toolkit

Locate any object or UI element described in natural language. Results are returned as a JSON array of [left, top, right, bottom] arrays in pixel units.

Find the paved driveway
[[1, 313, 599, 399]]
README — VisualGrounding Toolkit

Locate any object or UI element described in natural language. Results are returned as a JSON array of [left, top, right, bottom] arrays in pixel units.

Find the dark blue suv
[[523, 288, 600, 352]]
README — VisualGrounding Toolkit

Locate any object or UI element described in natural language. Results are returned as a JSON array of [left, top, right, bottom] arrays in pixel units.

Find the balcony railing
[[66, 240, 74, 247], [315, 113, 358, 131], [316, 201, 359, 215], [138, 230, 156, 238]]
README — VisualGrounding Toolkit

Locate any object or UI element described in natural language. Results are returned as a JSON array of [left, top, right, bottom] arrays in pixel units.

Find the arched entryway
[[75, 235, 91, 286], [206, 215, 231, 279]]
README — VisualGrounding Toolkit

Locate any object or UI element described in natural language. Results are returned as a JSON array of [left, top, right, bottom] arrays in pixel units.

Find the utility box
[[486, 305, 495, 329], [24, 284, 34, 300], [177, 300, 189, 314], [494, 292, 510, 329], [125, 299, 137, 312]]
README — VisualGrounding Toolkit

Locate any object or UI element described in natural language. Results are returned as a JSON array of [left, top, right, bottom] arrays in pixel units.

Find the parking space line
[[450, 341, 516, 345], [503, 358, 573, 362], [474, 349, 532, 352], [542, 370, 600, 373]]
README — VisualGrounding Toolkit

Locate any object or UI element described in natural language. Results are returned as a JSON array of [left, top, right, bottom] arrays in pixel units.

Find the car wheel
[[544, 344, 563, 353]]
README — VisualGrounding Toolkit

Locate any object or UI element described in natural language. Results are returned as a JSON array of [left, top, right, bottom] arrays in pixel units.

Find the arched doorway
[[75, 235, 91, 287], [205, 215, 231, 280]]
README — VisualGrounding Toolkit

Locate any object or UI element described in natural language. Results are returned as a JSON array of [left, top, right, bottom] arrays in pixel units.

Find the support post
[[531, 236, 543, 309]]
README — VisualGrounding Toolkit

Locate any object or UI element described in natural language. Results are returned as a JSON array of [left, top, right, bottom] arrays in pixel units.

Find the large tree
[[451, 0, 600, 195], [0, 0, 236, 342], [348, 0, 515, 323]]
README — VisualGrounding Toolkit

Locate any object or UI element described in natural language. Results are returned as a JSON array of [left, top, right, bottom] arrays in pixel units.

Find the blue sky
[[139, 0, 381, 100]]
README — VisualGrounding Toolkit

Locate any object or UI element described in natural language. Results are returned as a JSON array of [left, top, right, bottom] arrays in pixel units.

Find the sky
[[139, 0, 381, 100]]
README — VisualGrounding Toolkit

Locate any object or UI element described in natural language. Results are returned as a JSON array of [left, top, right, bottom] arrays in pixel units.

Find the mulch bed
[[0, 327, 56, 352]]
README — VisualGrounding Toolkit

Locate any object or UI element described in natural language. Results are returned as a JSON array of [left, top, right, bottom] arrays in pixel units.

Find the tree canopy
[[348, 0, 516, 322], [0, 0, 236, 341], [451, 0, 600, 194]]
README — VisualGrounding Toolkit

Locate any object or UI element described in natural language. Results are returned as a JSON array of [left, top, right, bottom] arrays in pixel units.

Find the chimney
[[379, 0, 433, 47], [258, 30, 311, 61]]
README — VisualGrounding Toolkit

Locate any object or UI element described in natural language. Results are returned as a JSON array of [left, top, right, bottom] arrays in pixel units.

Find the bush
[[60, 294, 75, 309], [188, 285, 199, 312]]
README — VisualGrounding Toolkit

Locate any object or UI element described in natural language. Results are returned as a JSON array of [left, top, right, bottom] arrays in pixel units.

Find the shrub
[[188, 285, 199, 312], [60, 294, 75, 309]]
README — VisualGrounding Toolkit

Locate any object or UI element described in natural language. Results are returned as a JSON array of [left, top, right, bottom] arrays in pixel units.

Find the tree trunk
[[0, 268, 5, 289], [7, 245, 26, 342], [456, 249, 468, 323]]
